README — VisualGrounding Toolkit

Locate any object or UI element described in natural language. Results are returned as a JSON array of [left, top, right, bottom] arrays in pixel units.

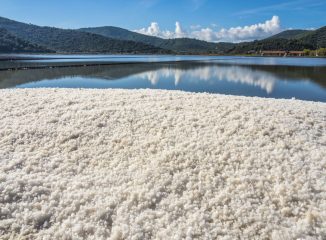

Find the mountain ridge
[[0, 16, 325, 54], [0, 16, 170, 54], [267, 29, 312, 40], [0, 28, 52, 53], [79, 25, 326, 54], [79, 26, 235, 54]]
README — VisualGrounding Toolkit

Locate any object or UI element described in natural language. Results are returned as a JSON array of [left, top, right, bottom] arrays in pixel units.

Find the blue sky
[[0, 0, 325, 42]]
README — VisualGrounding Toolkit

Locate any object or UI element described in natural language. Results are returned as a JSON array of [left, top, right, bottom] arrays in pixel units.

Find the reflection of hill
[[247, 65, 326, 88], [0, 64, 165, 88], [0, 62, 325, 90]]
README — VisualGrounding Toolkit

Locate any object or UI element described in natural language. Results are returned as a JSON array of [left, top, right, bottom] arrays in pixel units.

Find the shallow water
[[0, 55, 325, 102]]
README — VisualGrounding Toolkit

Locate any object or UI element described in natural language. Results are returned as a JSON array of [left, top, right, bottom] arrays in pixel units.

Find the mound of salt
[[0, 89, 325, 239]]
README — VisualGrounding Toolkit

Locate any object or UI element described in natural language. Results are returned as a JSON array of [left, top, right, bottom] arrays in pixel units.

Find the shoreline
[[0, 89, 325, 239], [1, 56, 326, 72], [1, 53, 326, 61]]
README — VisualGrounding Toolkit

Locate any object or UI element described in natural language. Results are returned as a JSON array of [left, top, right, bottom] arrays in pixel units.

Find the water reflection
[[0, 62, 325, 101], [137, 65, 277, 93]]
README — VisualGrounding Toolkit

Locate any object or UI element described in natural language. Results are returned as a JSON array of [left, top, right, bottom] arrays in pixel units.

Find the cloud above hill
[[136, 21, 187, 39], [135, 16, 281, 42]]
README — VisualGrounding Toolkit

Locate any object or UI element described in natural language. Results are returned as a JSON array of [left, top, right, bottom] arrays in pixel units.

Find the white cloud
[[215, 16, 281, 42], [175, 22, 187, 38], [134, 16, 282, 43], [135, 21, 186, 39], [136, 22, 165, 37], [192, 28, 215, 42]]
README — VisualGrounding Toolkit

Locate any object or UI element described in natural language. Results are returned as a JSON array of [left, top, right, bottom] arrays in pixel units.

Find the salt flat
[[0, 89, 325, 240]]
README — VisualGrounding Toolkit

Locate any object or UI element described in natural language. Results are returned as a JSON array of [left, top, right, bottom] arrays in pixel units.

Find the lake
[[0, 54, 325, 102]]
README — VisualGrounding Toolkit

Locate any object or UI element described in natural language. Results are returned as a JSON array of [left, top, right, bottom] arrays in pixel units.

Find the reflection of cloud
[[174, 69, 182, 86], [144, 72, 159, 85], [213, 66, 276, 93], [138, 65, 277, 94]]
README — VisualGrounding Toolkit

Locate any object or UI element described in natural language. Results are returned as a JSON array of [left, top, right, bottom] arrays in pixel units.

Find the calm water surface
[[0, 54, 325, 102]]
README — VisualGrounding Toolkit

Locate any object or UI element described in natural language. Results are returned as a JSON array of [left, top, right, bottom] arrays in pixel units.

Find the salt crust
[[0, 89, 325, 240]]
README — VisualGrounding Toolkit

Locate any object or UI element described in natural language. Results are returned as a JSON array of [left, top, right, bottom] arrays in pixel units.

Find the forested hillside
[[0, 28, 51, 53], [300, 26, 326, 49], [0, 17, 170, 54], [267, 29, 312, 40], [229, 27, 326, 54], [79, 26, 165, 46], [229, 38, 314, 53]]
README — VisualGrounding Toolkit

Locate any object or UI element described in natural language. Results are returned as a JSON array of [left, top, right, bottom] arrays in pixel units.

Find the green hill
[[79, 26, 165, 46], [157, 38, 234, 54], [267, 29, 312, 40], [229, 26, 326, 54], [79, 26, 235, 54], [299, 26, 326, 49], [0, 17, 170, 54], [229, 38, 314, 54], [266, 27, 326, 49], [80, 25, 326, 55], [0, 16, 325, 55], [0, 28, 51, 53]]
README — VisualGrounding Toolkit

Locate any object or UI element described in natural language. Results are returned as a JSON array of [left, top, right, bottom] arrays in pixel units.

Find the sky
[[0, 0, 325, 42]]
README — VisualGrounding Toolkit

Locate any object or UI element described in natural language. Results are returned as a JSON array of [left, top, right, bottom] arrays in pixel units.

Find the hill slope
[[0, 28, 51, 53], [230, 26, 326, 54], [158, 38, 234, 54], [267, 29, 312, 40], [300, 26, 326, 48], [0, 17, 170, 54], [79, 26, 165, 46], [229, 38, 314, 54], [266, 27, 326, 49]]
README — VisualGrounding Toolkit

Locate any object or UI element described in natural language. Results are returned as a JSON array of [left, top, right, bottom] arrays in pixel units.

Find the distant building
[[286, 51, 304, 56], [247, 50, 257, 55], [260, 50, 305, 57]]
